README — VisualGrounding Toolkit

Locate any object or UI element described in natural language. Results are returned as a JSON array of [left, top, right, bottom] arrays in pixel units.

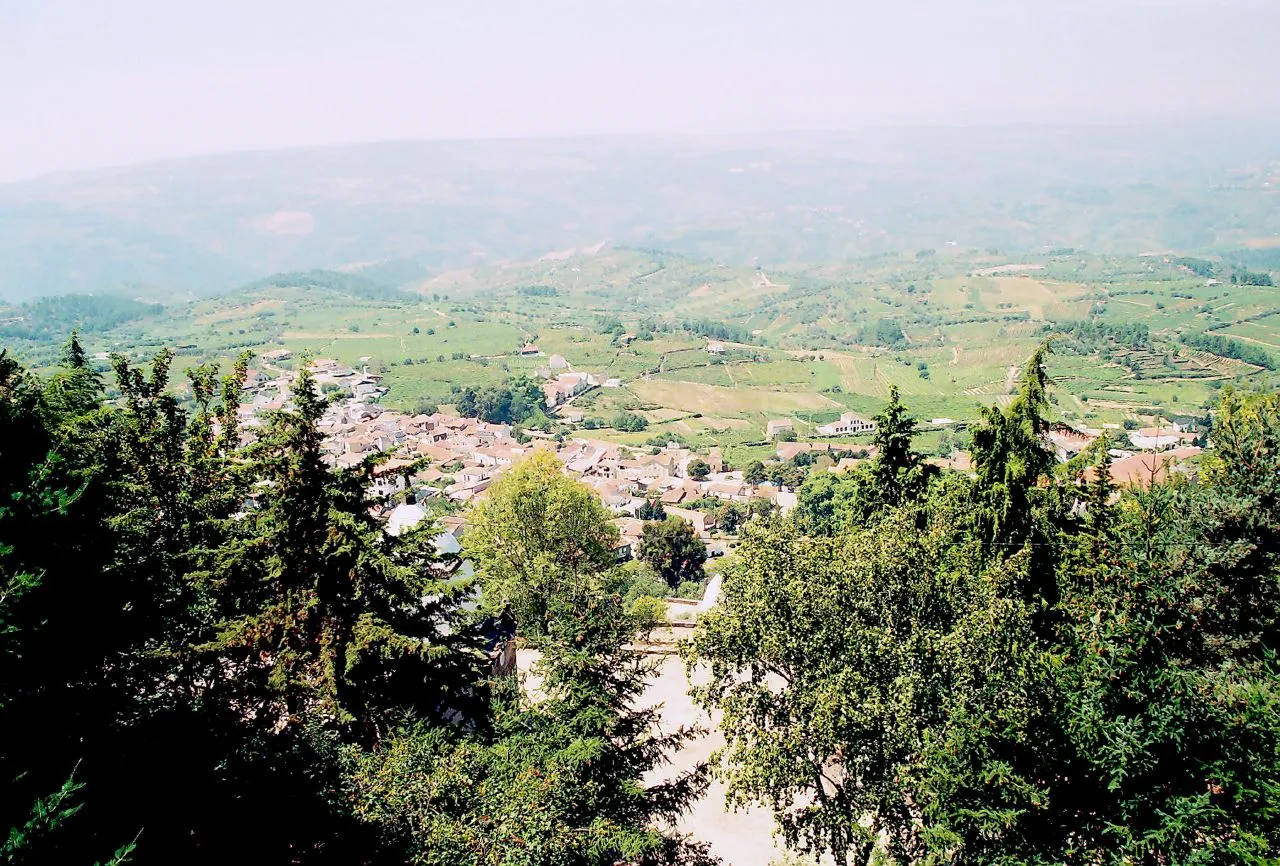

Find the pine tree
[[205, 365, 483, 737], [970, 343, 1057, 552], [871, 384, 917, 487], [345, 543, 711, 866]]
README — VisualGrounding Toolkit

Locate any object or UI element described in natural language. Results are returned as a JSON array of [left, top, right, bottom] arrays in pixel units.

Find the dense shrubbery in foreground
[[3, 338, 1278, 864]]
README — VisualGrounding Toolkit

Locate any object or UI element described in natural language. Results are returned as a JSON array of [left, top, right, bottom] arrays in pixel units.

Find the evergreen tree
[[41, 332, 103, 424], [969, 342, 1058, 552], [205, 365, 483, 736], [345, 546, 711, 866], [870, 384, 918, 495]]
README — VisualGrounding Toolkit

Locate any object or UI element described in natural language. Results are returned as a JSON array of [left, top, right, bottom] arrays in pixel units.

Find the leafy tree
[[612, 411, 649, 432], [687, 458, 710, 480], [464, 452, 619, 637], [687, 503, 1044, 863], [743, 460, 766, 485], [765, 462, 806, 491], [638, 517, 706, 590], [691, 353, 1280, 864], [454, 378, 545, 424]]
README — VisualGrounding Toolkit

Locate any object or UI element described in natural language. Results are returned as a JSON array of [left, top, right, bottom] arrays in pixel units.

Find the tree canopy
[[688, 345, 1280, 864], [0, 342, 706, 866]]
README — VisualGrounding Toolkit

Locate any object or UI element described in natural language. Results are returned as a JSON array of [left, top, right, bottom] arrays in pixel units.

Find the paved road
[[641, 654, 788, 865]]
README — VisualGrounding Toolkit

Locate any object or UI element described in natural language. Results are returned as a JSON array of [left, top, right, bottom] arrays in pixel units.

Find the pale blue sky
[[2, 0, 1278, 181]]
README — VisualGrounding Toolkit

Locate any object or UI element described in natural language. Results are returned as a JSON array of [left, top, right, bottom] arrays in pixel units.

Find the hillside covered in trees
[[2, 338, 1279, 864]]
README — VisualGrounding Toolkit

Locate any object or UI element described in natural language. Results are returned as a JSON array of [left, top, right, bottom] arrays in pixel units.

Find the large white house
[[816, 412, 876, 437]]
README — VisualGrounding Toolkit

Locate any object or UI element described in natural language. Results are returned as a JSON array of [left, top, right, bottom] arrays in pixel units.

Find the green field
[[4, 248, 1277, 450]]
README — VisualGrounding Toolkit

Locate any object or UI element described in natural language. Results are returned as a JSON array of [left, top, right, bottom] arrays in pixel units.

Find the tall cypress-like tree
[[870, 385, 918, 499], [205, 364, 484, 737], [970, 343, 1059, 555]]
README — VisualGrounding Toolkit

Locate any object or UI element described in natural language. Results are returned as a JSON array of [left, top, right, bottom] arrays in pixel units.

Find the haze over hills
[[3, 120, 1280, 302]]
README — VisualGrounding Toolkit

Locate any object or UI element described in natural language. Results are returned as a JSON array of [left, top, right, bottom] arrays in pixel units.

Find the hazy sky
[[3, 0, 1278, 182]]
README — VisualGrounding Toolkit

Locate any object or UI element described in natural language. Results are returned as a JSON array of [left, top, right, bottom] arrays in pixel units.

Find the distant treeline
[[1171, 256, 1216, 278], [1043, 320, 1151, 350], [237, 269, 401, 300], [0, 294, 163, 341], [517, 285, 558, 297], [681, 318, 754, 343], [1231, 270, 1274, 287], [1182, 331, 1276, 370]]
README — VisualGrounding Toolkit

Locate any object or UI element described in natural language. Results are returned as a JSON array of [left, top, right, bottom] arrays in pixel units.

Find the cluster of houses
[[1047, 419, 1203, 487], [239, 354, 389, 420], [516, 345, 623, 408], [233, 354, 814, 560], [764, 412, 877, 440], [238, 352, 1206, 562]]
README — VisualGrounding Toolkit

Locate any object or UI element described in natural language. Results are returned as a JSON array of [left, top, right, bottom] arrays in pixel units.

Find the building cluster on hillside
[[240, 354, 1207, 554], [533, 353, 622, 408], [234, 357, 814, 556]]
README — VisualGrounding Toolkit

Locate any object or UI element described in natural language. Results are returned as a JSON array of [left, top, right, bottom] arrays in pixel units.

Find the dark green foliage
[[969, 343, 1057, 550], [0, 294, 163, 342], [790, 385, 933, 536], [1172, 256, 1216, 277], [2, 339, 714, 865], [516, 285, 558, 297], [202, 366, 486, 734], [1181, 331, 1276, 369], [1043, 318, 1150, 350], [612, 410, 648, 432], [1230, 269, 1274, 287], [344, 583, 710, 866], [637, 498, 666, 521], [638, 517, 706, 590], [691, 348, 1280, 864], [454, 377, 545, 424], [681, 319, 752, 343], [855, 318, 906, 347], [687, 458, 710, 480]]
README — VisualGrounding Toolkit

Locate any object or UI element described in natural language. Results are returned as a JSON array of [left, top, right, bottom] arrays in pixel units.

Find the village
[[237, 350, 822, 559], [238, 349, 1206, 565]]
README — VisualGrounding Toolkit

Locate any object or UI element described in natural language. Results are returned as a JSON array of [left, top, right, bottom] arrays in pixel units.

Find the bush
[[618, 561, 669, 607], [674, 580, 704, 600], [628, 595, 667, 628], [612, 411, 649, 432]]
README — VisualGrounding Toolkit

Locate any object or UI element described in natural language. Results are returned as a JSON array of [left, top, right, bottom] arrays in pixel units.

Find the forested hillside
[[2, 338, 1279, 864]]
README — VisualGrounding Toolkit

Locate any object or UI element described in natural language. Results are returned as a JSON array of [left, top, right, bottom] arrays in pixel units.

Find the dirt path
[[1004, 364, 1019, 393]]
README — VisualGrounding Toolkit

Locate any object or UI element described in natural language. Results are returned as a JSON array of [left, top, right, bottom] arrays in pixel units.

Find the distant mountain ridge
[[3, 123, 1279, 302]]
